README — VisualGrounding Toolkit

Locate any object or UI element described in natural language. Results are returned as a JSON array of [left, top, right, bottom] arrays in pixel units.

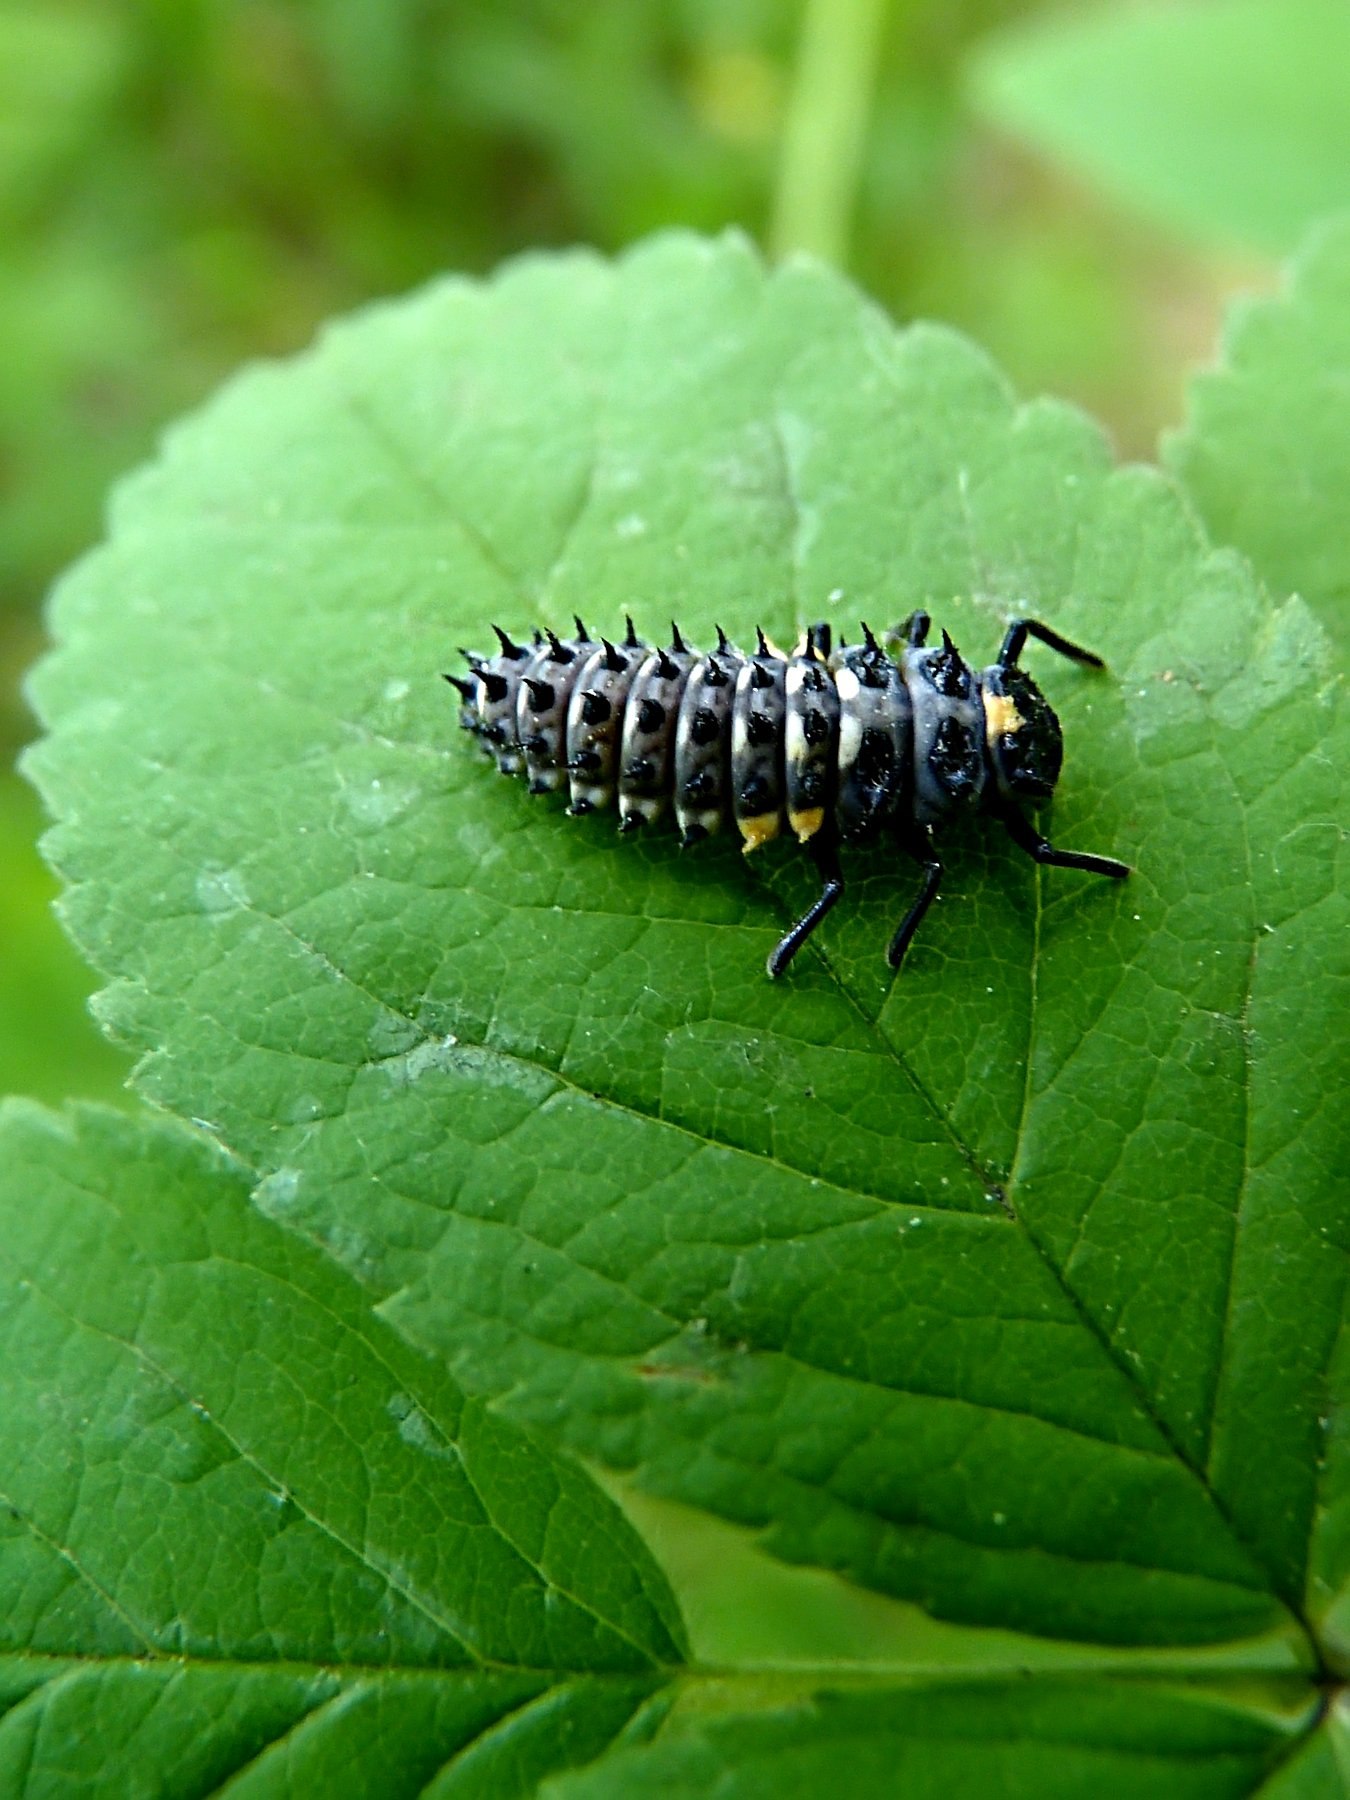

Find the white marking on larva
[[837, 710, 863, 771], [785, 664, 807, 697], [834, 667, 863, 769], [785, 711, 806, 765]]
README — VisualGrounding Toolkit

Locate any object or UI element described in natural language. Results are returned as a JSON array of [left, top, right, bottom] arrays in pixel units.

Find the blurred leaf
[[1248, 1704, 1350, 1799], [1167, 216, 1350, 659], [0, 3, 121, 217], [26, 236, 1347, 1676], [968, 0, 1350, 255], [0, 771, 128, 1105]]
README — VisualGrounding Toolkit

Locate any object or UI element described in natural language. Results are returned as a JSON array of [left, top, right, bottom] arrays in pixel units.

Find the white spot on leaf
[[195, 867, 250, 914]]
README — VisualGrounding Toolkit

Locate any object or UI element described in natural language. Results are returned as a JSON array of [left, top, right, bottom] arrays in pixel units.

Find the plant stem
[[770, 0, 889, 267]]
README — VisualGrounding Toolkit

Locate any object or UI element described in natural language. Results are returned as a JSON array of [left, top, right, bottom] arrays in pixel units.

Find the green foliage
[[0, 0, 1237, 1111], [0, 0, 1183, 633], [18, 232, 1349, 1787], [0, 1100, 678, 1793], [969, 0, 1350, 254], [1169, 216, 1350, 660], [3, 1097, 1322, 1792], [546, 1682, 1318, 1800]]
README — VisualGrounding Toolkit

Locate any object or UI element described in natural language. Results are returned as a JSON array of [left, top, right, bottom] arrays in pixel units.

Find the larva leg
[[998, 618, 1106, 670], [766, 826, 844, 979], [887, 823, 943, 969], [997, 800, 1129, 879]]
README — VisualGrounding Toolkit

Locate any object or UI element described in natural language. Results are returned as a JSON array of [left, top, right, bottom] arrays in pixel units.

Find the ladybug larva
[[445, 611, 1129, 978]]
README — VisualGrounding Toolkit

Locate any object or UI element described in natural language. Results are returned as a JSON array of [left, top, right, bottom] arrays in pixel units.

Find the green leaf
[[25, 234, 1347, 1667], [967, 0, 1350, 255], [0, 1099, 679, 1794], [5, 1102, 1322, 1795], [1248, 1701, 1350, 1799], [545, 1678, 1319, 1800], [1168, 216, 1350, 659]]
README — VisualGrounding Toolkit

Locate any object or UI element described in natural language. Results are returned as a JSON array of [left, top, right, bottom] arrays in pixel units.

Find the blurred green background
[[5, 0, 1344, 1106]]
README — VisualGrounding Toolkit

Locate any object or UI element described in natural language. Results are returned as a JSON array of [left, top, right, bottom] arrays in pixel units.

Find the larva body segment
[[673, 641, 744, 845], [518, 627, 592, 793], [566, 630, 645, 815], [830, 633, 910, 840], [448, 612, 1130, 978], [907, 633, 986, 825], [618, 634, 697, 832], [731, 638, 788, 853], [783, 644, 839, 845]]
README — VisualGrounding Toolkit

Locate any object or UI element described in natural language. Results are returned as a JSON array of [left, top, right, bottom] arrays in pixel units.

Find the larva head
[[979, 664, 1063, 801]]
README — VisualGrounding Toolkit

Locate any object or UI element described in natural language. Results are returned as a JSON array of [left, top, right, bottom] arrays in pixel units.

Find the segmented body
[[453, 616, 1001, 848], [446, 612, 1129, 977]]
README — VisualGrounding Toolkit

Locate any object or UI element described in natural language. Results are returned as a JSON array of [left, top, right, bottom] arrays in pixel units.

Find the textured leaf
[[545, 1678, 1319, 1800], [4, 1102, 1323, 1795], [967, 0, 1350, 255], [0, 1100, 679, 1795], [25, 234, 1347, 1668], [1168, 216, 1350, 659]]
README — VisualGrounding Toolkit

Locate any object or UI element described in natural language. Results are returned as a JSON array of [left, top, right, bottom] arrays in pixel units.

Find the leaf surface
[[26, 233, 1347, 1661], [0, 1099, 678, 1795], [1168, 216, 1350, 659], [546, 1678, 1318, 1800], [967, 0, 1350, 254], [4, 1101, 1324, 1796]]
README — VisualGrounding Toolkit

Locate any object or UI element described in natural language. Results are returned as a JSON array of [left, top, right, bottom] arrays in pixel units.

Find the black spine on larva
[[902, 630, 985, 825], [673, 640, 744, 844], [464, 626, 530, 774]]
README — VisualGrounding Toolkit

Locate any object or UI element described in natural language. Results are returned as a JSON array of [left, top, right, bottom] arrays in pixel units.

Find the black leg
[[999, 617, 1106, 670], [767, 827, 844, 979], [899, 610, 931, 649], [998, 800, 1129, 878], [887, 825, 943, 969]]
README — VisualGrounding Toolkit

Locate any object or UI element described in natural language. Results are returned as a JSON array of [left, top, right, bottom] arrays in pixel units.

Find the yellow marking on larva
[[789, 807, 825, 844], [984, 693, 1025, 743], [738, 813, 781, 854]]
